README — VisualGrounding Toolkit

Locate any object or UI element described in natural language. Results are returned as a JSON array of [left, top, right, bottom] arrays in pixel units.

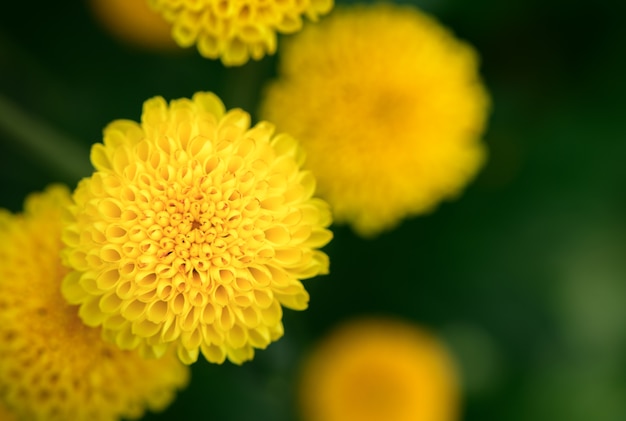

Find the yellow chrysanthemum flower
[[260, 4, 490, 237], [299, 317, 460, 421], [61, 92, 333, 365], [147, 0, 333, 66], [0, 185, 189, 421], [90, 0, 178, 51]]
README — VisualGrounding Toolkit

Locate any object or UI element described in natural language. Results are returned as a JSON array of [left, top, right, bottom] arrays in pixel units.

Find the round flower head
[[147, 0, 333, 66], [90, 0, 178, 51], [260, 4, 490, 237], [0, 185, 189, 421], [299, 317, 460, 421], [62, 92, 333, 365]]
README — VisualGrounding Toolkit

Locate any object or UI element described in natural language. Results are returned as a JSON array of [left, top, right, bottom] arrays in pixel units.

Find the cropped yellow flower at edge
[[146, 0, 333, 66], [0, 186, 189, 421], [61, 92, 333, 365], [90, 0, 179, 52], [299, 317, 460, 421], [260, 4, 491, 237]]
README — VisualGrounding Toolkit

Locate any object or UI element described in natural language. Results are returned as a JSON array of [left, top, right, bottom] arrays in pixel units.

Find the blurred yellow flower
[[61, 92, 333, 365], [0, 402, 17, 421], [147, 0, 333, 66], [260, 4, 490, 237], [299, 317, 460, 421], [0, 185, 189, 421], [90, 0, 178, 51]]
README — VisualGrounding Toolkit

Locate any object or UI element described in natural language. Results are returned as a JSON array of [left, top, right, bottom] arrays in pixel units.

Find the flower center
[[150, 182, 254, 274]]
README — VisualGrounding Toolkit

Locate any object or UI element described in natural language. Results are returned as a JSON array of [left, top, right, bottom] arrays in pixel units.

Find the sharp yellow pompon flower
[[0, 186, 189, 421], [146, 0, 333, 66], [299, 317, 460, 421], [260, 4, 490, 237], [61, 92, 333, 365]]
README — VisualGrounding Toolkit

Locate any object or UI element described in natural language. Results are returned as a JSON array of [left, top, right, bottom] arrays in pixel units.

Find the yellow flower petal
[[62, 92, 332, 365], [0, 186, 189, 421], [147, 0, 333, 65], [260, 4, 491, 237], [299, 317, 460, 421]]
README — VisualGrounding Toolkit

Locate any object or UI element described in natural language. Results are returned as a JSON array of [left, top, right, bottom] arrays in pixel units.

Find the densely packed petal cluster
[[0, 185, 189, 421], [260, 4, 490, 237], [299, 317, 460, 421], [61, 92, 333, 365], [147, 0, 333, 66]]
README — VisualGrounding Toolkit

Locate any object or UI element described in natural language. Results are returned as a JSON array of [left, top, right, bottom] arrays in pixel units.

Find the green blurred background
[[2, 0, 626, 420]]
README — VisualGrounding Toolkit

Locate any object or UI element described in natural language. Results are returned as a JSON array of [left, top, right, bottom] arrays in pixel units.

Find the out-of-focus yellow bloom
[[260, 4, 490, 237], [299, 317, 460, 421], [0, 185, 189, 421], [147, 0, 333, 66], [0, 402, 17, 421], [90, 0, 178, 51], [61, 92, 333, 365]]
